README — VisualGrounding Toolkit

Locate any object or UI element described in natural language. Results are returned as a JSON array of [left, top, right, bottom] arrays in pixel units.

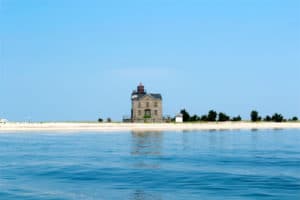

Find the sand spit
[[0, 122, 300, 133]]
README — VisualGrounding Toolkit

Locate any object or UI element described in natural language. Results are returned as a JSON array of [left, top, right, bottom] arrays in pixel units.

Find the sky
[[0, 0, 300, 122]]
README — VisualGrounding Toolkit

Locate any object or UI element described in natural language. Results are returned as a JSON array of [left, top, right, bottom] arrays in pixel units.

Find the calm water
[[0, 129, 300, 200]]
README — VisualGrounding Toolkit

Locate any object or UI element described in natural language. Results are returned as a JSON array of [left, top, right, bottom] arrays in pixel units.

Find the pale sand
[[0, 122, 300, 133]]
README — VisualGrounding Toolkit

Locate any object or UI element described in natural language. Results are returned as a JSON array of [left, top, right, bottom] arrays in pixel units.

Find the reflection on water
[[130, 131, 164, 200], [131, 131, 163, 156], [130, 131, 163, 169], [131, 190, 162, 200]]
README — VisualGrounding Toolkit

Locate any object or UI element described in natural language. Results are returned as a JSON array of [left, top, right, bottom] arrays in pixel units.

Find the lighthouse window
[[144, 109, 151, 117]]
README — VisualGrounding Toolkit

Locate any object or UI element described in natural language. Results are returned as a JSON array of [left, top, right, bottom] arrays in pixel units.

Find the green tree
[[218, 112, 230, 122], [200, 115, 208, 121], [231, 115, 242, 121], [251, 110, 261, 122], [190, 115, 200, 122], [207, 110, 217, 121], [272, 113, 284, 122], [98, 118, 103, 122], [264, 115, 272, 122], [180, 109, 191, 122], [292, 116, 298, 121]]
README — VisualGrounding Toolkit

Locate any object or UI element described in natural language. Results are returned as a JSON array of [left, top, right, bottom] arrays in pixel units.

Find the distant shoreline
[[0, 122, 300, 133]]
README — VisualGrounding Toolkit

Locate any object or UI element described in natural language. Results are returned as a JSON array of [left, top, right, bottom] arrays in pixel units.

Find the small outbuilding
[[175, 114, 183, 123]]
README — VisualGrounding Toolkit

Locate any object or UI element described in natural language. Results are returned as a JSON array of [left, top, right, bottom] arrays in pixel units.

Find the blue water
[[0, 129, 300, 200]]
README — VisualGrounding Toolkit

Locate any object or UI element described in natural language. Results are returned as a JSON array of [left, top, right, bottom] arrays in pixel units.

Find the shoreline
[[0, 122, 300, 133]]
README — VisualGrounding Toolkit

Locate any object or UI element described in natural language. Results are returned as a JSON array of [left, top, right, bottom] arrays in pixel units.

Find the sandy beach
[[0, 122, 300, 133]]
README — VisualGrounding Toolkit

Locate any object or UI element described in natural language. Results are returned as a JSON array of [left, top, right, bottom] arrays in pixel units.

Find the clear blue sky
[[1, 0, 299, 121]]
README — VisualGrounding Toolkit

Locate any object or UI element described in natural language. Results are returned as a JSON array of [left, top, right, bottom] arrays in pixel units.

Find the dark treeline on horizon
[[179, 109, 298, 123]]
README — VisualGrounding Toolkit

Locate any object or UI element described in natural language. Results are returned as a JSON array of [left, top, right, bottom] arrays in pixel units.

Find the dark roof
[[149, 93, 162, 100], [132, 93, 162, 100]]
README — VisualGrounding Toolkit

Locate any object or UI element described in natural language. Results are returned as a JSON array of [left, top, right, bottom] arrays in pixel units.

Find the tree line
[[250, 110, 298, 122], [179, 109, 298, 123]]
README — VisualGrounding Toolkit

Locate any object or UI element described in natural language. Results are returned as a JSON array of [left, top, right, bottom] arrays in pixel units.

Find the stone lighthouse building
[[131, 83, 163, 122]]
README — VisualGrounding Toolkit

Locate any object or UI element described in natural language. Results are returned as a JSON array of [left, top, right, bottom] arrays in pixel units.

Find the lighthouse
[[131, 83, 163, 123]]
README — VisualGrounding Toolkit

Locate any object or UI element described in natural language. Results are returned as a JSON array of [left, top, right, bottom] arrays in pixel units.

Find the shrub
[[180, 109, 191, 122], [292, 116, 298, 121], [231, 115, 242, 121], [200, 115, 208, 121], [251, 110, 261, 122], [218, 112, 230, 122], [190, 115, 200, 122], [207, 110, 217, 121], [272, 113, 284, 122], [263, 115, 272, 122]]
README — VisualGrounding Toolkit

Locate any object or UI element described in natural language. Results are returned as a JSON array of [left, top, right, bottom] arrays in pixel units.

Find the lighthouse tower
[[137, 83, 146, 94]]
